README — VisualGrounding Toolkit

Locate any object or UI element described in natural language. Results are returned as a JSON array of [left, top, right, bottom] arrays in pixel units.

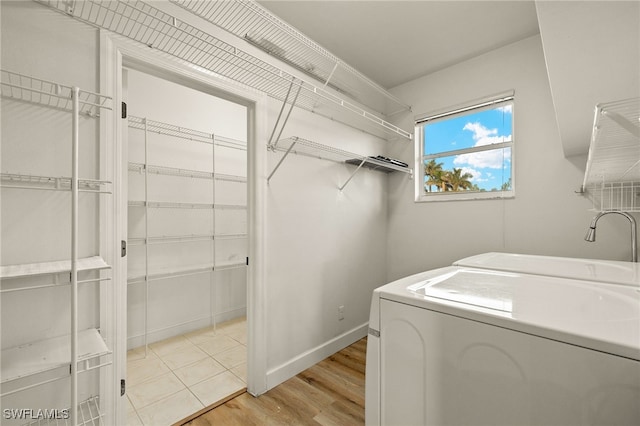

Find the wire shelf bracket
[[267, 78, 302, 149]]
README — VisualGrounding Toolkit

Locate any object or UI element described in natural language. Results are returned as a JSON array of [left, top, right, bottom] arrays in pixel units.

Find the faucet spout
[[584, 211, 637, 262]]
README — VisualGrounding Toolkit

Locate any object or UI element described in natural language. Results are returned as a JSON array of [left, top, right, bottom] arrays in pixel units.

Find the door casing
[[100, 32, 269, 425]]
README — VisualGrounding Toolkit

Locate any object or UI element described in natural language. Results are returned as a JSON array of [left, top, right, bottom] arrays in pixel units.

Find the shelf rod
[[268, 136, 299, 183], [339, 158, 367, 191]]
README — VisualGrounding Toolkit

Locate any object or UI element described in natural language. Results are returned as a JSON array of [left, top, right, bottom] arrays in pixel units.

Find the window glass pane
[[423, 147, 512, 193], [423, 103, 513, 155]]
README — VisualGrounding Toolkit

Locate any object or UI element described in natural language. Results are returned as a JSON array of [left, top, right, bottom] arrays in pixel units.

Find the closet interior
[[124, 68, 249, 424]]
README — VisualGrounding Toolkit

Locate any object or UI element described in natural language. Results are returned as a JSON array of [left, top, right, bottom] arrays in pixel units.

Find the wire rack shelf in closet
[[35, 0, 412, 141], [0, 69, 113, 425]]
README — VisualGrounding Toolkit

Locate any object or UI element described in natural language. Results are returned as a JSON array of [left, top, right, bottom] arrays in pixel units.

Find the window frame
[[414, 92, 515, 202]]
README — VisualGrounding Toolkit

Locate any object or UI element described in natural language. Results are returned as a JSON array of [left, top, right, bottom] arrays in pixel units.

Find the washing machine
[[454, 252, 640, 286], [365, 253, 640, 425]]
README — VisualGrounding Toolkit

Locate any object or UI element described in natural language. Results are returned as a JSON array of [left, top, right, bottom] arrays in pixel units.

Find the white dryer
[[365, 253, 640, 425], [454, 252, 640, 285]]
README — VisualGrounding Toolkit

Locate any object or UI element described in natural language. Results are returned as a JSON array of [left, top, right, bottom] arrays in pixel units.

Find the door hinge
[[121, 240, 127, 257], [121, 379, 126, 396], [246, 257, 249, 266], [121, 102, 127, 119]]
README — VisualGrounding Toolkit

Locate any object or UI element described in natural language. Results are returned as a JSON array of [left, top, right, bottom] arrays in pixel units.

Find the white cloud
[[454, 149, 510, 169], [463, 121, 511, 147], [455, 121, 511, 169], [463, 122, 497, 143], [497, 104, 513, 114], [459, 166, 486, 183]]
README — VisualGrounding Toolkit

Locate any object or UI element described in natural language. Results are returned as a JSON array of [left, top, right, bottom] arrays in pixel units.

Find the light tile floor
[[126, 317, 247, 426]]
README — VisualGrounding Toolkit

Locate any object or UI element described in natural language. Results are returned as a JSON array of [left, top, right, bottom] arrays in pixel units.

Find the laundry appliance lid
[[453, 252, 640, 287], [379, 266, 640, 361]]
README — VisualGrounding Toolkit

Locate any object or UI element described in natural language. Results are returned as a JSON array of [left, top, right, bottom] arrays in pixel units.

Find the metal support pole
[[70, 86, 79, 426], [269, 79, 302, 150], [144, 118, 149, 357], [267, 80, 295, 146], [339, 158, 367, 191], [211, 133, 217, 331], [267, 137, 299, 183]]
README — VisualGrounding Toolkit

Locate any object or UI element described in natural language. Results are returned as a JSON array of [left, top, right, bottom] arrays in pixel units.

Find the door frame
[[100, 32, 268, 425]]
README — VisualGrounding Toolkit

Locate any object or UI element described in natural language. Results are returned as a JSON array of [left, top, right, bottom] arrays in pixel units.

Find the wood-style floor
[[183, 337, 367, 425]]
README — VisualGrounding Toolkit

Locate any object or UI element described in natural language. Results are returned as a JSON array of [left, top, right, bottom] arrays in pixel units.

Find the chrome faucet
[[585, 211, 638, 262]]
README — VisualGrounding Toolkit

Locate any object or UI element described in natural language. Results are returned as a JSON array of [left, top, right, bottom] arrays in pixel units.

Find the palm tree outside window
[[415, 92, 515, 202]]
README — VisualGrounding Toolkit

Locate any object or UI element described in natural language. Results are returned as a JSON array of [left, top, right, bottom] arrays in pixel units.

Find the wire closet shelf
[[1, 69, 113, 193], [582, 97, 640, 212], [126, 115, 247, 290], [35, 0, 411, 141], [0, 69, 112, 116], [268, 136, 413, 190], [170, 0, 411, 117]]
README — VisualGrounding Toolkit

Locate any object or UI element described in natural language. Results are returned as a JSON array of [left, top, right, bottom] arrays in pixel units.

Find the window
[[415, 93, 514, 201]]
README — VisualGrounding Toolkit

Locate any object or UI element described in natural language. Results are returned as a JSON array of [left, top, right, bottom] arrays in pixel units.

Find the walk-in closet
[[124, 68, 249, 423]]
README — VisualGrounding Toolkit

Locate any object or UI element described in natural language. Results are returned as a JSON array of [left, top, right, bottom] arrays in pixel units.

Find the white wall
[[264, 100, 390, 387], [386, 35, 636, 282], [536, 1, 640, 157]]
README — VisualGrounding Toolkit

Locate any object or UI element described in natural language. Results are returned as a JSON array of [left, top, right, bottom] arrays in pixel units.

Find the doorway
[[123, 66, 249, 425]]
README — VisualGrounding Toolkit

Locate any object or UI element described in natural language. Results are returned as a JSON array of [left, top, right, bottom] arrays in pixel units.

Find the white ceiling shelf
[[36, 0, 411, 141], [582, 97, 640, 211]]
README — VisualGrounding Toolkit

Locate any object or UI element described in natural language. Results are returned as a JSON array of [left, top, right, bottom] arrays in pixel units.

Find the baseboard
[[126, 309, 246, 349], [265, 322, 368, 391]]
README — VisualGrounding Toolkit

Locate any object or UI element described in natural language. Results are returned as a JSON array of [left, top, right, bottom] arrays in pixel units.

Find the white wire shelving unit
[[268, 136, 413, 191], [34, 0, 412, 141], [0, 69, 113, 425], [126, 115, 247, 353], [23, 396, 103, 426], [582, 97, 640, 212]]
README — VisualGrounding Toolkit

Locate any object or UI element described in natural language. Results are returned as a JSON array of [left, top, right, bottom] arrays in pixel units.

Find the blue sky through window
[[423, 103, 513, 192]]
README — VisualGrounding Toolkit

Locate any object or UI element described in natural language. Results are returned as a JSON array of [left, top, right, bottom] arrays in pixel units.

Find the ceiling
[[257, 1, 541, 89]]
